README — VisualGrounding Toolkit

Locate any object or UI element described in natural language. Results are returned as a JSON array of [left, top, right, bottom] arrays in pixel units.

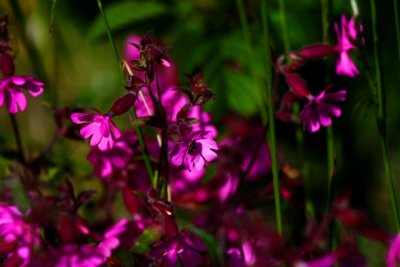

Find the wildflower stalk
[[321, 0, 335, 209], [261, 0, 283, 236], [370, 0, 400, 230], [8, 0, 50, 96], [9, 114, 25, 164], [278, 0, 291, 53], [235, 0, 268, 124], [96, 0, 155, 182]]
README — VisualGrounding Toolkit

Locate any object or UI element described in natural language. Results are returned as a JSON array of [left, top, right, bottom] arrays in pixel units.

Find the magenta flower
[[150, 229, 206, 267], [169, 130, 218, 171], [0, 203, 41, 266], [334, 15, 361, 77], [300, 85, 347, 132], [71, 111, 121, 151], [0, 75, 44, 114]]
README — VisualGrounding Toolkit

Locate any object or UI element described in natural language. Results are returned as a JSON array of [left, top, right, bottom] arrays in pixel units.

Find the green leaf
[[88, 1, 168, 39], [224, 69, 259, 116]]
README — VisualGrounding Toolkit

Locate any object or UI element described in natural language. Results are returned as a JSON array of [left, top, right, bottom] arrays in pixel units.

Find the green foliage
[[88, 1, 168, 40]]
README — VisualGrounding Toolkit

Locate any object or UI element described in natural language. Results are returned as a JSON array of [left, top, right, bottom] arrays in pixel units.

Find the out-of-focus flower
[[150, 229, 206, 267], [71, 111, 121, 151], [45, 218, 128, 267], [334, 15, 361, 77], [300, 85, 347, 133], [87, 131, 136, 178], [0, 203, 41, 267], [387, 233, 400, 267], [169, 130, 218, 171]]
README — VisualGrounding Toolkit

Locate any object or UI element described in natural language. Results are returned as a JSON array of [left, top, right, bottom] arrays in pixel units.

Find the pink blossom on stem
[[300, 85, 347, 133], [334, 15, 361, 77], [71, 111, 121, 151], [169, 130, 218, 171], [387, 233, 400, 267], [0, 75, 44, 114]]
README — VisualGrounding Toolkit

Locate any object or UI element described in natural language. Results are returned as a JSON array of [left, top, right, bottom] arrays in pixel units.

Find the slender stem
[[321, 0, 329, 44], [96, 0, 154, 181], [370, 0, 400, 230], [261, 0, 283, 236], [9, 114, 25, 164], [278, 0, 291, 53], [393, 0, 400, 65], [96, 0, 121, 72], [326, 126, 335, 209], [235, 0, 268, 124]]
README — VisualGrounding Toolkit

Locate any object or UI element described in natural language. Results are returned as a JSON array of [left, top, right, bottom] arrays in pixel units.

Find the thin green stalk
[[9, 114, 25, 164], [321, 0, 329, 44], [235, 0, 268, 124], [96, 0, 154, 181], [393, 0, 400, 64], [278, 0, 291, 53], [261, 0, 283, 236], [8, 0, 50, 97], [370, 0, 400, 230]]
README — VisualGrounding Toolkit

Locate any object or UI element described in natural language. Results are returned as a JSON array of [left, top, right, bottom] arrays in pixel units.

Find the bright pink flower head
[[0, 203, 41, 266], [71, 111, 121, 151], [169, 130, 218, 171], [0, 75, 44, 114], [334, 15, 361, 77], [300, 85, 347, 133], [150, 229, 206, 267]]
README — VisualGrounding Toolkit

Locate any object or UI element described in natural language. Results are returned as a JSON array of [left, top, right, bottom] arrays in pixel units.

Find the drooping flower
[[150, 229, 206, 267], [300, 85, 347, 133], [71, 110, 121, 151], [0, 203, 41, 267], [169, 129, 218, 171], [334, 15, 361, 77]]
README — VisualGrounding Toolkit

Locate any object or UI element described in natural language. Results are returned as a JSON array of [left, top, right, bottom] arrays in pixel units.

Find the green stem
[[235, 0, 268, 124], [96, 0, 154, 181], [321, 0, 330, 44], [8, 0, 50, 98], [370, 0, 400, 230], [326, 126, 334, 209], [278, 0, 291, 53], [9, 114, 25, 164], [261, 0, 283, 236], [393, 0, 400, 65]]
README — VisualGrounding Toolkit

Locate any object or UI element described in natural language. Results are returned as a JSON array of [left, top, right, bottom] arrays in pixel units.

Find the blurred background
[[0, 0, 399, 265]]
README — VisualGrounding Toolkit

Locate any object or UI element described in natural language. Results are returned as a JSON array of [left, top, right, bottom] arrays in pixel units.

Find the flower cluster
[[276, 15, 362, 133]]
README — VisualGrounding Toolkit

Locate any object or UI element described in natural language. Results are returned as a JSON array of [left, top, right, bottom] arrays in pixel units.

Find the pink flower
[[0, 75, 44, 114], [300, 85, 347, 133], [71, 111, 121, 151], [334, 15, 361, 77], [169, 130, 218, 171], [0, 203, 41, 266]]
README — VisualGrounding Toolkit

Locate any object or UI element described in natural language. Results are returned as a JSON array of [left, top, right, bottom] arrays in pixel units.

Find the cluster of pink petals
[[71, 111, 121, 151], [0, 203, 41, 266], [169, 130, 218, 171], [0, 75, 44, 114], [387, 233, 400, 267], [334, 15, 361, 77], [300, 86, 347, 133]]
